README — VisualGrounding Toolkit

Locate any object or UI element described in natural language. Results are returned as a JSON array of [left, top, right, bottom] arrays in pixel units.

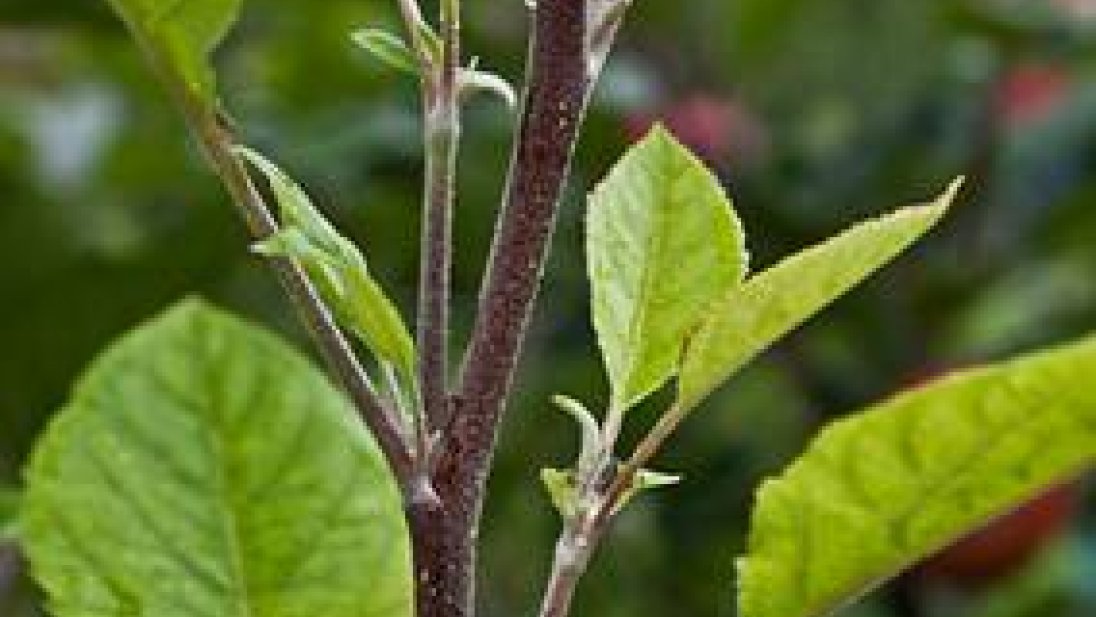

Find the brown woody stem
[[409, 0, 464, 615], [416, 0, 461, 444], [408, 1, 600, 615]]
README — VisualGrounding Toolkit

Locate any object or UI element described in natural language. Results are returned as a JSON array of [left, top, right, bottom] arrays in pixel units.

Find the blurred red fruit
[[623, 94, 768, 165], [994, 64, 1071, 129]]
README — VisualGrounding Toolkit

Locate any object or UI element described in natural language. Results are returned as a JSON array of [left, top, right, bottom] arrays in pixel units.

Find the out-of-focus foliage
[[3, 0, 1096, 616]]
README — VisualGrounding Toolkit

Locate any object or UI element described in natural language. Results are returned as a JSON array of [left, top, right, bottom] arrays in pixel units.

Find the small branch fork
[[405, 0, 605, 612], [404, 1, 643, 615], [537, 401, 689, 617], [168, 0, 632, 614]]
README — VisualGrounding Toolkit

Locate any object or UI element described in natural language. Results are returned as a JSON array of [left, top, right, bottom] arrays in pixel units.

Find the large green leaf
[[105, 0, 242, 103], [238, 147, 417, 395], [588, 126, 747, 412], [677, 180, 961, 411], [737, 335, 1096, 617], [22, 300, 412, 617]]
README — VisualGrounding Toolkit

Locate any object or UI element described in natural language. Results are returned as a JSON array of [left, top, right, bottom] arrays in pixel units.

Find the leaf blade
[[105, 0, 242, 103], [351, 28, 419, 75], [588, 126, 748, 412], [238, 147, 418, 390], [737, 335, 1096, 617], [678, 180, 961, 411], [22, 300, 412, 617]]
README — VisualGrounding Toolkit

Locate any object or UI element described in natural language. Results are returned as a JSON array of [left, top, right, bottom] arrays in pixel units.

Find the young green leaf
[[238, 147, 417, 392], [22, 300, 412, 617], [552, 395, 602, 477], [351, 28, 419, 75], [588, 125, 748, 413], [105, 0, 242, 104], [541, 468, 581, 520], [738, 335, 1096, 617], [607, 468, 684, 517], [0, 486, 19, 542], [458, 68, 517, 108], [677, 179, 962, 412]]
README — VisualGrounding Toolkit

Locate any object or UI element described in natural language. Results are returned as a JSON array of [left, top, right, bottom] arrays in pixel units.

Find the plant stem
[[448, 0, 590, 484], [408, 2, 463, 616], [396, 0, 435, 65], [407, 490, 473, 617], [179, 98, 414, 482], [402, 2, 601, 615], [599, 402, 685, 525], [538, 519, 602, 617], [0, 544, 21, 600], [536, 401, 687, 616], [417, 0, 461, 440]]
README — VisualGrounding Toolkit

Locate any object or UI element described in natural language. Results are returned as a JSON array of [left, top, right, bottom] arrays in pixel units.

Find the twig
[[448, 0, 591, 477], [406, 2, 463, 616], [416, 0, 461, 448], [187, 107, 415, 482], [405, 2, 605, 615], [598, 403, 685, 523], [537, 519, 602, 617], [120, 24, 416, 484], [432, 3, 632, 615], [587, 0, 631, 75], [0, 544, 21, 601], [396, 0, 436, 66], [537, 401, 687, 617]]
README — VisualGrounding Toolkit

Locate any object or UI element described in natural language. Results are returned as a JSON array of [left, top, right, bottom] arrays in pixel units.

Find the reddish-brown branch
[[408, 1, 595, 616], [417, 0, 461, 440], [450, 0, 589, 476]]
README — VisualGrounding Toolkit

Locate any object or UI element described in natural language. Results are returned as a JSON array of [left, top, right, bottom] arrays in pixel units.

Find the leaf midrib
[[614, 149, 677, 409], [758, 369, 1095, 617], [195, 323, 256, 617]]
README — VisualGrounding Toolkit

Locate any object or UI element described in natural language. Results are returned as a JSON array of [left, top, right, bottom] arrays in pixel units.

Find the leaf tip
[[642, 122, 680, 152], [168, 295, 218, 323], [940, 176, 966, 209]]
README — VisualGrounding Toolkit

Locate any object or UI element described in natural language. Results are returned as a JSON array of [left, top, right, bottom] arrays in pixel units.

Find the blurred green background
[[4, 0, 1096, 615]]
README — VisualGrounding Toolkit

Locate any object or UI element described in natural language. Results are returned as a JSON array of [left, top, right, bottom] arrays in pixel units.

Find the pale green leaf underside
[[458, 69, 517, 109], [589, 125, 748, 412], [22, 300, 412, 617], [351, 28, 418, 75], [738, 335, 1096, 617], [238, 147, 417, 388], [678, 180, 961, 411], [106, 0, 241, 103]]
